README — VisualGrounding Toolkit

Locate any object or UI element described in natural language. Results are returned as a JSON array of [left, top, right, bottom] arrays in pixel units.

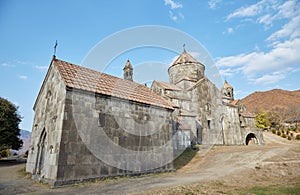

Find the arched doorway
[[35, 129, 47, 175], [196, 121, 202, 144], [245, 133, 258, 145]]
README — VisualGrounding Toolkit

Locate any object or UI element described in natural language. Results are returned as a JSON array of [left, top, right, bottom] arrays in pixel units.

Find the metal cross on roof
[[54, 40, 58, 56]]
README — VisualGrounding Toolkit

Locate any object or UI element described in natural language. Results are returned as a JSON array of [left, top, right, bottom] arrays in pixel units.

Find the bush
[[271, 129, 276, 134], [291, 133, 294, 137], [288, 126, 296, 131], [281, 134, 287, 138], [296, 135, 300, 140], [288, 136, 292, 140], [276, 131, 281, 136], [0, 149, 10, 158]]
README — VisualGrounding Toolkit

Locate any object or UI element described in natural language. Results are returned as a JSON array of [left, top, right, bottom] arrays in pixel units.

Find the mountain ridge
[[241, 89, 300, 116]]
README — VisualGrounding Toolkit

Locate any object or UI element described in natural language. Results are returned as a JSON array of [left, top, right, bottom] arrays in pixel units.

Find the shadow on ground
[[173, 147, 198, 170]]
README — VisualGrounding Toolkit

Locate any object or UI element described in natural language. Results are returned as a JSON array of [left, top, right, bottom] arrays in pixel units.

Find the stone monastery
[[26, 49, 263, 186]]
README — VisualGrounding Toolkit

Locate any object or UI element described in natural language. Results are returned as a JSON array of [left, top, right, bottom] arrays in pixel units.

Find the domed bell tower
[[222, 80, 234, 103], [123, 59, 133, 81]]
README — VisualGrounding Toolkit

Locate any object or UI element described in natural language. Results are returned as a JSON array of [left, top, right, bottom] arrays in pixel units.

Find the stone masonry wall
[[55, 90, 174, 185], [168, 63, 204, 84], [26, 63, 66, 181]]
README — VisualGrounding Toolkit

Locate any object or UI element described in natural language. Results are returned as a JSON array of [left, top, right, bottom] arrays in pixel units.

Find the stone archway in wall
[[35, 129, 47, 176], [196, 121, 203, 144], [245, 133, 258, 145], [220, 115, 226, 145]]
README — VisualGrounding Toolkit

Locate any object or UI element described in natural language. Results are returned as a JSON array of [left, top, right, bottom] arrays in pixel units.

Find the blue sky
[[1, 0, 299, 131]]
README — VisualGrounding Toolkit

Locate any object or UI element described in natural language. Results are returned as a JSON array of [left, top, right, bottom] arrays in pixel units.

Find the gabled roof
[[186, 78, 206, 91], [153, 80, 182, 91], [53, 58, 174, 110], [171, 49, 200, 66], [174, 76, 198, 84]]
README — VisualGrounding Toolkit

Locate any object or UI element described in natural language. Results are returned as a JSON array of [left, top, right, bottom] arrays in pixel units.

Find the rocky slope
[[241, 89, 300, 114]]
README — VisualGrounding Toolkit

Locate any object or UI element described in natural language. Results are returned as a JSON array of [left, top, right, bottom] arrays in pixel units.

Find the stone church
[[26, 50, 263, 186], [151, 50, 263, 147]]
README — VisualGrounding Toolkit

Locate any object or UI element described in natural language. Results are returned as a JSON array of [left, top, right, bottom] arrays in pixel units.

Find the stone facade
[[27, 50, 263, 186], [27, 57, 174, 186], [151, 50, 263, 147], [26, 62, 66, 182]]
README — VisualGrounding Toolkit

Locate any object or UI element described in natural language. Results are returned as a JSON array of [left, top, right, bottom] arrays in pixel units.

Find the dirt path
[[0, 132, 299, 194]]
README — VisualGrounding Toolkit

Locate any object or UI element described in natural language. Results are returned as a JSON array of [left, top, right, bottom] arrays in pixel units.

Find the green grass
[[173, 148, 198, 170], [238, 186, 300, 195]]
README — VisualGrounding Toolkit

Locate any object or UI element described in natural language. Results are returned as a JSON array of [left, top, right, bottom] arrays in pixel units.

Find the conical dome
[[168, 49, 205, 84], [222, 80, 234, 100], [123, 59, 133, 81], [223, 80, 233, 89], [171, 49, 200, 67], [123, 59, 133, 70]]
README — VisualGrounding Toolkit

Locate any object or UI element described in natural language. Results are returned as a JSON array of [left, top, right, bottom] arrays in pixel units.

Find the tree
[[255, 111, 271, 129], [0, 97, 23, 151]]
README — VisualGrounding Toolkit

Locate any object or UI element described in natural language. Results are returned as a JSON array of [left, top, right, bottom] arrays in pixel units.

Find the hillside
[[10, 130, 31, 155], [241, 89, 300, 115]]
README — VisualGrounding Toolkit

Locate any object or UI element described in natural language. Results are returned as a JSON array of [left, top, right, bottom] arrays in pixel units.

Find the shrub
[[296, 135, 300, 140], [288, 136, 292, 140], [281, 134, 287, 138], [291, 133, 294, 137], [271, 129, 276, 134], [276, 131, 281, 136], [0, 149, 10, 158]]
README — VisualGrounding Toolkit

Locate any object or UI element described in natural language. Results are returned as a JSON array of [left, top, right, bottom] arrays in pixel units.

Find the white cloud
[[164, 0, 184, 22], [208, 0, 222, 9], [35, 65, 48, 71], [216, 38, 300, 84], [169, 11, 178, 21], [164, 0, 182, 9], [19, 75, 28, 80], [178, 12, 184, 19], [276, 0, 297, 18], [258, 14, 274, 26], [251, 71, 286, 85], [223, 27, 234, 35], [267, 15, 300, 41], [1, 62, 15, 67], [219, 0, 300, 86], [227, 27, 234, 34], [219, 68, 237, 77], [227, 0, 300, 28], [227, 1, 264, 20]]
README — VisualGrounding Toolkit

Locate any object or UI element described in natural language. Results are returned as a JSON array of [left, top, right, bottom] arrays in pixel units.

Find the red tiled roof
[[231, 100, 240, 105], [54, 59, 174, 110]]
